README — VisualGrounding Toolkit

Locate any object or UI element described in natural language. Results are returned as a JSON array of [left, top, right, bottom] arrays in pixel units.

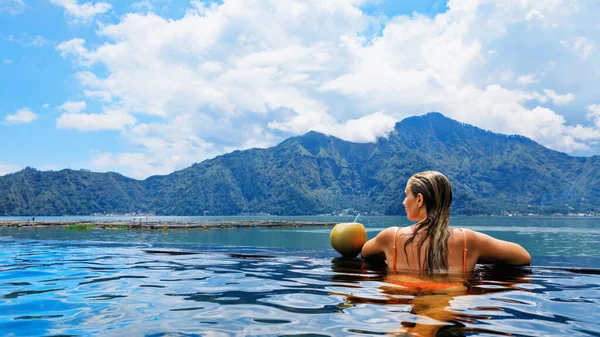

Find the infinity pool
[[1, 237, 599, 337]]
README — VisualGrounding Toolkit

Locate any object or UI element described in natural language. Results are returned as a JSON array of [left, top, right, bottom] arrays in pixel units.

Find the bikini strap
[[392, 226, 402, 274], [459, 228, 467, 276]]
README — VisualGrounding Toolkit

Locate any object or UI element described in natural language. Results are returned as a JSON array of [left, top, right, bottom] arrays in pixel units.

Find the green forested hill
[[0, 168, 147, 215], [1, 112, 599, 216]]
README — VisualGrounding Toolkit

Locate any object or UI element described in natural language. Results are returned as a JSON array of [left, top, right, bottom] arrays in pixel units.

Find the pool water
[[3, 215, 600, 257], [1, 237, 599, 337]]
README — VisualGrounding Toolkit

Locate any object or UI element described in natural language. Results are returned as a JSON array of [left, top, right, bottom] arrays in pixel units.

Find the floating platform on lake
[[0, 219, 337, 230]]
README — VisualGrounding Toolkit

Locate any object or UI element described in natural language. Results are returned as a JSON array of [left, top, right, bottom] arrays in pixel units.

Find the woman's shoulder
[[449, 227, 476, 238], [379, 226, 402, 238], [449, 227, 531, 265], [448, 227, 477, 250], [452, 227, 487, 245], [361, 226, 402, 258], [372, 226, 406, 244]]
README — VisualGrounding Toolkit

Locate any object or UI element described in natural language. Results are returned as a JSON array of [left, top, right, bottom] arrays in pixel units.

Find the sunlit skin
[[361, 174, 532, 270]]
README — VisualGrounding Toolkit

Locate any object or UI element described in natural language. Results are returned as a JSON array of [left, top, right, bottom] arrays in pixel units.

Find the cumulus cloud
[[49, 0, 111, 23], [57, 108, 137, 131], [517, 74, 539, 85], [2, 33, 50, 47], [587, 104, 600, 128], [56, 38, 94, 66], [542, 89, 575, 105], [4, 107, 39, 124], [332, 111, 397, 143], [91, 152, 163, 179], [0, 0, 25, 15], [55, 0, 600, 178], [525, 9, 544, 21], [561, 36, 597, 59], [58, 100, 86, 113], [131, 0, 152, 12], [84, 90, 112, 102]]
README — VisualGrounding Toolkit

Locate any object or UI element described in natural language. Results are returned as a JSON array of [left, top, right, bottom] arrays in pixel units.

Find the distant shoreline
[[0, 219, 338, 230]]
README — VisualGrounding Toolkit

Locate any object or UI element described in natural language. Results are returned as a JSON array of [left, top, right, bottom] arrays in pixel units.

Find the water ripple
[[0, 238, 599, 336]]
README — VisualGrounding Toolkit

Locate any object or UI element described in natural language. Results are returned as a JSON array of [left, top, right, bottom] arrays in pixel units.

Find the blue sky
[[1, 0, 599, 179]]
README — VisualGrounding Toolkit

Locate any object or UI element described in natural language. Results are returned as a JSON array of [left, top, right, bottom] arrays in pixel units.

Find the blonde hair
[[403, 171, 453, 273]]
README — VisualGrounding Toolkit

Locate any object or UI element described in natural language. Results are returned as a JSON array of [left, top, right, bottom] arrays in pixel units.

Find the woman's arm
[[361, 227, 397, 260], [471, 230, 531, 265]]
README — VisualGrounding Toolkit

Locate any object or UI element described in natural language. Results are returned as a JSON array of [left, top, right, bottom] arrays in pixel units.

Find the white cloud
[[330, 111, 397, 143], [2, 33, 50, 47], [587, 104, 600, 128], [440, 84, 585, 151], [561, 36, 597, 59], [49, 0, 111, 23], [91, 152, 162, 179], [55, 0, 600, 177], [42, 103, 50, 108], [4, 107, 39, 124], [75, 70, 102, 86], [0, 0, 25, 15], [3, 59, 12, 64], [542, 89, 575, 105], [58, 100, 86, 113], [565, 124, 600, 142], [84, 90, 112, 102], [517, 74, 539, 85], [57, 109, 137, 131], [0, 162, 20, 176], [526, 9, 544, 21], [57, 38, 95, 66], [131, 0, 152, 12]]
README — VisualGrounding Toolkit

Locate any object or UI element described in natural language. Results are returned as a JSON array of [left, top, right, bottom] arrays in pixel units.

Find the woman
[[361, 171, 531, 274]]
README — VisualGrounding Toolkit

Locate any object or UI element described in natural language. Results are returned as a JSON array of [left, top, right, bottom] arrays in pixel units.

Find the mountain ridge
[[1, 112, 598, 216]]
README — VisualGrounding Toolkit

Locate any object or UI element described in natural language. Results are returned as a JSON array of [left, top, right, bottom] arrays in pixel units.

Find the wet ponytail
[[403, 171, 453, 273]]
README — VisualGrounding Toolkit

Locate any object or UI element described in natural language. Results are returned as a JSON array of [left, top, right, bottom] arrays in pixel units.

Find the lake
[[1, 216, 599, 336]]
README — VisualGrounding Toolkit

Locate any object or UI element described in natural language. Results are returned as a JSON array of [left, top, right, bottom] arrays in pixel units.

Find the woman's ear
[[416, 193, 423, 207]]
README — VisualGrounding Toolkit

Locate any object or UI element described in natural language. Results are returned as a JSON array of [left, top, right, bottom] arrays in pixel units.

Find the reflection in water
[[0, 238, 598, 337], [330, 258, 533, 336]]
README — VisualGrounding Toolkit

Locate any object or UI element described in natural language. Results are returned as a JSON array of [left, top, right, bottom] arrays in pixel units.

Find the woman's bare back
[[389, 226, 474, 273]]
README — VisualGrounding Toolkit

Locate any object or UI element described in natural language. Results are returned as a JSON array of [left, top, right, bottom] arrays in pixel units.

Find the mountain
[[1, 112, 599, 216]]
